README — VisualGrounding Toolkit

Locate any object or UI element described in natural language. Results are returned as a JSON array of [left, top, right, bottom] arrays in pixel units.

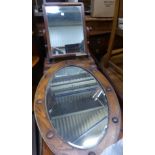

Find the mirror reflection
[[46, 66, 108, 149], [45, 5, 85, 55]]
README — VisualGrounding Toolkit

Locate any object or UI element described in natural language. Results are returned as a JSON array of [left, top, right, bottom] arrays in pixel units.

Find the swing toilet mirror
[[43, 3, 88, 58]]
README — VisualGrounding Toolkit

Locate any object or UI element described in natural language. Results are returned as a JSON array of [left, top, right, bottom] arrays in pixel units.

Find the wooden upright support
[[103, 0, 121, 68]]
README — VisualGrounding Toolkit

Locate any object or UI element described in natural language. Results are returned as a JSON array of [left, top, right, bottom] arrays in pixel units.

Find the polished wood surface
[[85, 16, 113, 21], [109, 60, 123, 75], [32, 56, 40, 68], [42, 140, 54, 155], [86, 20, 112, 37]]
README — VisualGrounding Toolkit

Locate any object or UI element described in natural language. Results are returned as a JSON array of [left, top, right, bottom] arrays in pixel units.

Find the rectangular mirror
[[43, 3, 88, 58]]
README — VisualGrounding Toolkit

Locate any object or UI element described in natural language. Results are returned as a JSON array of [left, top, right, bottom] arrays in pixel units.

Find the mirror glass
[[45, 5, 85, 55], [46, 66, 108, 149]]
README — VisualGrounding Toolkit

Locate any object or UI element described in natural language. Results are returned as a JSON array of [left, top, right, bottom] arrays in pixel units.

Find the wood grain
[[42, 140, 54, 155], [32, 56, 40, 68]]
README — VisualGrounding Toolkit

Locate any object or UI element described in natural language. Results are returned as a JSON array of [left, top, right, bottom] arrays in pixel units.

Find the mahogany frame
[[42, 3, 89, 59], [34, 60, 121, 155]]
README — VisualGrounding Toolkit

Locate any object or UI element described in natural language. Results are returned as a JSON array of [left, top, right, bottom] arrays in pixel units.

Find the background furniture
[[100, 0, 123, 106], [103, 0, 123, 73]]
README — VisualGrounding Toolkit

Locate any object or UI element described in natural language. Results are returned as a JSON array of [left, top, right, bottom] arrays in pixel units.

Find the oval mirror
[[46, 66, 109, 149]]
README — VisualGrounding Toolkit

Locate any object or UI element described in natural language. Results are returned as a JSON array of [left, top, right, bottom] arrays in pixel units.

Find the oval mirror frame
[[34, 60, 121, 155]]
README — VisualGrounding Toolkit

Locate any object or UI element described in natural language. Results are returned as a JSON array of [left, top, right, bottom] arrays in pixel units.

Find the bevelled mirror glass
[[44, 4, 86, 56], [46, 66, 109, 149]]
